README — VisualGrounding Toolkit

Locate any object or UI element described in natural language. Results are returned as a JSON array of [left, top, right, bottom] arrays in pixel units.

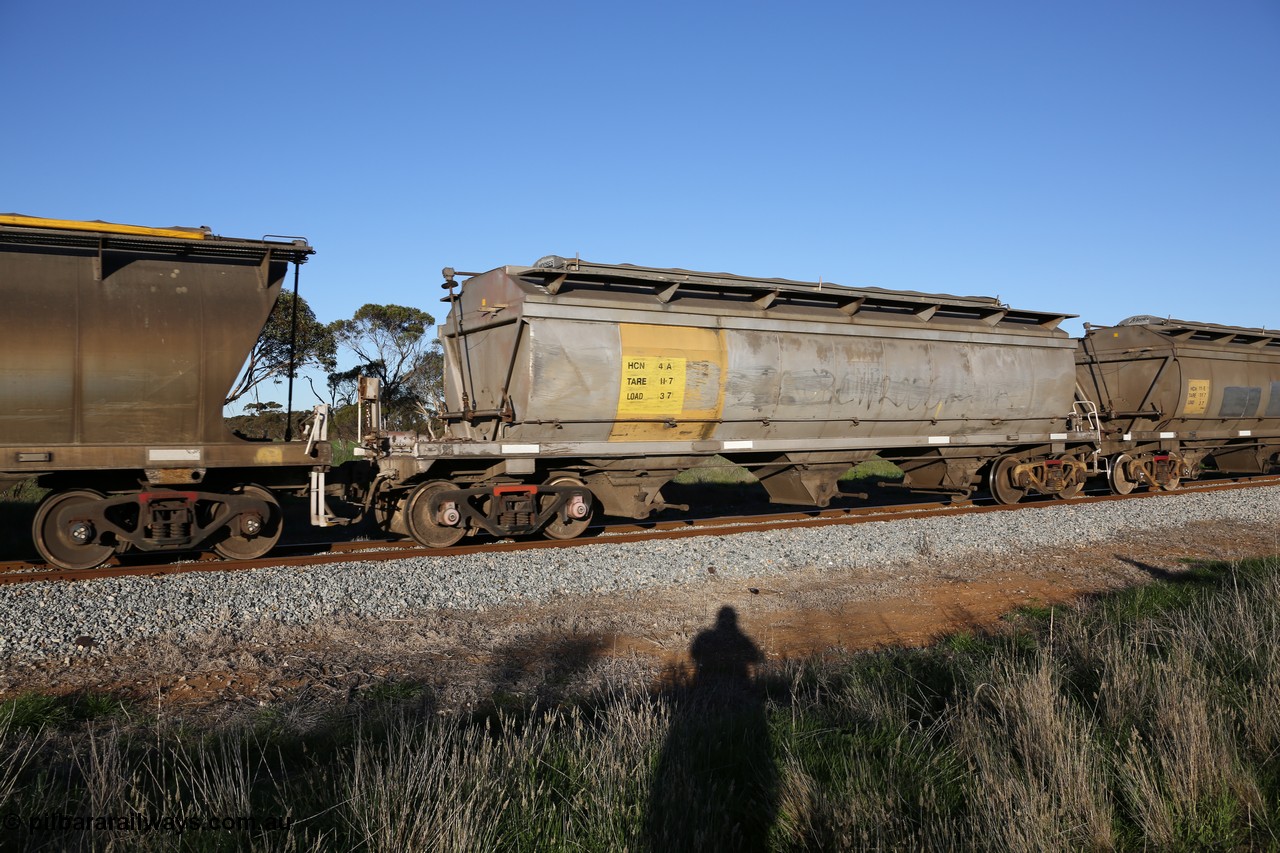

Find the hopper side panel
[[0, 248, 78, 444]]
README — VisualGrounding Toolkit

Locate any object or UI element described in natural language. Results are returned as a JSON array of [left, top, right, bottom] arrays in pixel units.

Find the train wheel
[[988, 456, 1026, 505], [1158, 476, 1181, 492], [1108, 454, 1138, 495], [1054, 481, 1085, 500], [405, 481, 466, 548], [33, 489, 115, 570], [542, 477, 594, 540], [212, 485, 283, 560], [1053, 456, 1086, 500], [371, 477, 409, 536]]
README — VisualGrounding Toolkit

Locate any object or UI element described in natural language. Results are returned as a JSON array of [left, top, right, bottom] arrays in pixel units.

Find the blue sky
[[5, 1, 1278, 406]]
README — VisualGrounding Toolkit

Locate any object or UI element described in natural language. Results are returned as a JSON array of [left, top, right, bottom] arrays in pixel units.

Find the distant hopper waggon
[[0, 216, 360, 569], [2, 217, 1278, 568]]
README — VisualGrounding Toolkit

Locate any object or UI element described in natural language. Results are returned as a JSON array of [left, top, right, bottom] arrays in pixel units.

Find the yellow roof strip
[[0, 214, 208, 240]]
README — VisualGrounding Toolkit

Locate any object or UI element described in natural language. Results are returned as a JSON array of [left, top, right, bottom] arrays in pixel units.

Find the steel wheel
[[541, 477, 594, 540], [1157, 476, 1181, 492], [1108, 454, 1137, 495], [988, 456, 1026, 505], [212, 485, 282, 560], [1053, 457, 1086, 500], [33, 489, 114, 570], [371, 477, 408, 536], [405, 481, 466, 548], [1053, 482, 1085, 500]]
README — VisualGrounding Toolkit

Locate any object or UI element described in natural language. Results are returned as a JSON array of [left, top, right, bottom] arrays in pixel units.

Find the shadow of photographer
[[645, 605, 779, 851]]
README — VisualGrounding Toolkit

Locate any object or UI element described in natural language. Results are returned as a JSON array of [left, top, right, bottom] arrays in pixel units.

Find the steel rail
[[1, 475, 1276, 587]]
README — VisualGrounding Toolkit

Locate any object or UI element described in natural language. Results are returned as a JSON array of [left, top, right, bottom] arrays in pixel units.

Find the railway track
[[1, 474, 1276, 587]]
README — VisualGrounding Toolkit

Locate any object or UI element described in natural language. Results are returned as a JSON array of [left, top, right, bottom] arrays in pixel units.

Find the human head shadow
[[1116, 555, 1182, 581], [645, 606, 779, 852], [1112, 554, 1220, 584]]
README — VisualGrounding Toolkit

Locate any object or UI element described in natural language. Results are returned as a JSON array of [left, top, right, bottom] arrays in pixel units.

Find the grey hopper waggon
[[1076, 316, 1280, 495], [369, 255, 1107, 546], [368, 258, 1279, 548], [0, 215, 354, 569]]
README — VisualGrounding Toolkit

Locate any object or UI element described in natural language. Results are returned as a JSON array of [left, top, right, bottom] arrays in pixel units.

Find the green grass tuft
[[0, 691, 128, 731], [841, 457, 905, 482], [0, 479, 47, 506]]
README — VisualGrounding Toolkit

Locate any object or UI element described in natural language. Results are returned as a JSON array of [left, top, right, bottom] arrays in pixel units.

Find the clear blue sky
[[5, 0, 1278, 399]]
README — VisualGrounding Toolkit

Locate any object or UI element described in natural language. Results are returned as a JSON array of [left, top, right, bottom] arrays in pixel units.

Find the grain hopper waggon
[[0, 215, 350, 569], [372, 255, 1104, 546]]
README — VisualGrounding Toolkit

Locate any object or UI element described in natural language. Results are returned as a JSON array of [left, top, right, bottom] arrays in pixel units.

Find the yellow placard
[[618, 356, 686, 414], [253, 446, 284, 464], [611, 324, 726, 440], [1184, 379, 1210, 415]]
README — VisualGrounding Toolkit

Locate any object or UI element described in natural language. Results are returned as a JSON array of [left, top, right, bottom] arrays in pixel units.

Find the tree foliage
[[227, 291, 337, 406], [328, 304, 443, 429]]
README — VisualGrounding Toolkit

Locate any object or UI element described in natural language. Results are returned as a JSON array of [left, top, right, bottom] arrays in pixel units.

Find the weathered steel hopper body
[[0, 216, 327, 568], [1077, 317, 1280, 490], [378, 256, 1097, 543]]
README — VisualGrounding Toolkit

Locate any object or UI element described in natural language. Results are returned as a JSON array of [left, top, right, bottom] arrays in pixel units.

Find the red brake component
[[493, 485, 538, 496]]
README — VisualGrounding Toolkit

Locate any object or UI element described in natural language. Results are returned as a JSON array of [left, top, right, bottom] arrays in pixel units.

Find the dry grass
[[1, 557, 1278, 851]]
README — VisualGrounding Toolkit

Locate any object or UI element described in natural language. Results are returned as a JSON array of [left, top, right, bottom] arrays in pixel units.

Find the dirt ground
[[2, 519, 1277, 723]]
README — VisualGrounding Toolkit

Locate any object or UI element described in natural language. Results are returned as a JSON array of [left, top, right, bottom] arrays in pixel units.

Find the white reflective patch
[[501, 444, 540, 454], [927, 436, 950, 445], [722, 440, 754, 450], [1123, 433, 1133, 442], [147, 448, 201, 462], [1050, 433, 1068, 440], [1238, 430, 1252, 437], [1160, 432, 1176, 439]]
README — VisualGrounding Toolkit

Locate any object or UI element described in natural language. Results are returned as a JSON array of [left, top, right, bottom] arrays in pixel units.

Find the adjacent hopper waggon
[[372, 256, 1102, 546], [1076, 316, 1280, 494], [0, 216, 338, 569]]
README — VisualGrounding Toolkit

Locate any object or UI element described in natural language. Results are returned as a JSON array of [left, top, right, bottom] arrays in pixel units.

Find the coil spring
[[146, 521, 191, 540]]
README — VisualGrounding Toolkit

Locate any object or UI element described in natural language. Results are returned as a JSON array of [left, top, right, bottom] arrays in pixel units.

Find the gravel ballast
[[2, 487, 1278, 661]]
